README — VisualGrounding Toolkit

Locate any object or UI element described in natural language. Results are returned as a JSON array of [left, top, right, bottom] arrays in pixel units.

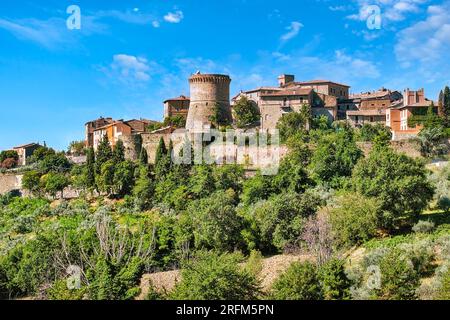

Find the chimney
[[278, 74, 295, 87]]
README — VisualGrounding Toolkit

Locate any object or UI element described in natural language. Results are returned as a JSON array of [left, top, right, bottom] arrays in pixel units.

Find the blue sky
[[0, 0, 449, 151]]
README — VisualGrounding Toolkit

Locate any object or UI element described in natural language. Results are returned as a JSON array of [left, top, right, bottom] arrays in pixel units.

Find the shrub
[[412, 220, 435, 234], [437, 265, 450, 300], [271, 261, 321, 300], [251, 191, 322, 252], [352, 146, 435, 230], [188, 190, 243, 252], [329, 193, 380, 248], [318, 258, 352, 300], [375, 249, 420, 300], [170, 251, 261, 300]]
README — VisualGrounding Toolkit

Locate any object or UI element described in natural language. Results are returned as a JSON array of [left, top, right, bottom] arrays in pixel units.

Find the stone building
[[163, 95, 190, 120], [186, 73, 232, 130], [386, 88, 436, 140], [13, 143, 42, 166], [85, 117, 114, 147], [90, 118, 156, 150], [232, 74, 340, 130], [344, 88, 402, 126]]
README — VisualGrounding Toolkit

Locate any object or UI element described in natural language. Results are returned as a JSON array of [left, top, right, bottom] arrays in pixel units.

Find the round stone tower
[[186, 73, 232, 131]]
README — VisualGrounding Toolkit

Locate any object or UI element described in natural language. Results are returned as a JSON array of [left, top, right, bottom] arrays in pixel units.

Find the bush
[[329, 193, 380, 248], [309, 131, 363, 188], [250, 191, 322, 252], [186, 190, 243, 252], [271, 261, 321, 300], [318, 258, 352, 300], [375, 249, 420, 300], [170, 251, 261, 300], [352, 146, 435, 230], [412, 220, 435, 234]]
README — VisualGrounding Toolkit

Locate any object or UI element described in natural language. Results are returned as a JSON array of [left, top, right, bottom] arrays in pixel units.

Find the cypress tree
[[96, 135, 113, 173], [139, 147, 148, 165], [155, 138, 167, 166], [438, 90, 444, 117], [113, 139, 126, 163], [86, 147, 96, 189], [443, 86, 450, 126]]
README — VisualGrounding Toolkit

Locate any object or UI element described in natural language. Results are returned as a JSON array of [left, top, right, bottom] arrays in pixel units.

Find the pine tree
[[96, 135, 113, 174], [113, 140, 125, 163], [86, 147, 96, 189], [139, 147, 148, 165], [155, 138, 167, 166]]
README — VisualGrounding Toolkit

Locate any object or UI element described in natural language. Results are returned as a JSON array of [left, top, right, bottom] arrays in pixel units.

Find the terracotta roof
[[350, 91, 391, 100], [390, 99, 435, 110], [232, 87, 283, 100], [164, 95, 190, 103], [261, 88, 313, 97], [347, 109, 386, 116], [13, 143, 40, 149], [288, 80, 350, 88]]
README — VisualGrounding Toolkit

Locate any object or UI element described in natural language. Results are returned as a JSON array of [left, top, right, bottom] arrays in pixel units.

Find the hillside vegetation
[[0, 120, 449, 300]]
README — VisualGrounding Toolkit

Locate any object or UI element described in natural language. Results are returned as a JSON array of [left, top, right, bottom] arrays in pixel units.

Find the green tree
[[22, 170, 42, 195], [86, 147, 96, 190], [352, 146, 435, 229], [139, 147, 148, 165], [271, 261, 321, 300], [309, 131, 363, 188], [113, 161, 135, 196], [209, 103, 231, 128], [443, 86, 450, 126], [0, 150, 19, 163], [68, 141, 86, 155], [170, 251, 261, 300], [233, 96, 260, 128], [97, 160, 115, 196], [276, 106, 310, 142], [374, 249, 420, 300], [41, 172, 70, 199], [188, 190, 243, 252], [155, 138, 167, 167], [95, 135, 113, 174], [250, 191, 322, 251], [329, 192, 380, 247], [318, 258, 352, 300], [417, 126, 448, 158], [113, 140, 126, 163], [132, 165, 154, 210]]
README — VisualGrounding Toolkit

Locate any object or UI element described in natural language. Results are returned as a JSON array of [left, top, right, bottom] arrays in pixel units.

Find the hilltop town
[[1, 72, 446, 169], [1, 72, 449, 302]]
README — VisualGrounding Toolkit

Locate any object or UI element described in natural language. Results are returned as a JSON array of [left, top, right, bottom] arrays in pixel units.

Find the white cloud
[[164, 11, 184, 23], [0, 16, 106, 49], [152, 20, 160, 28], [348, 0, 428, 23], [395, 2, 450, 67], [96, 9, 156, 26], [280, 21, 303, 41], [103, 54, 161, 85]]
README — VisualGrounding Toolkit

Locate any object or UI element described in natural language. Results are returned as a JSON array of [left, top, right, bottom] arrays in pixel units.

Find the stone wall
[[0, 174, 22, 195]]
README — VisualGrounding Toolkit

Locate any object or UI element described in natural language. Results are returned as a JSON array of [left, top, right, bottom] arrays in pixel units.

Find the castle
[[85, 72, 437, 163]]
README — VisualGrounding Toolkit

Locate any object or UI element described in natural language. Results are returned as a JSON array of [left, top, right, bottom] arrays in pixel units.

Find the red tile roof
[[164, 95, 190, 103], [261, 88, 313, 97], [288, 80, 351, 88]]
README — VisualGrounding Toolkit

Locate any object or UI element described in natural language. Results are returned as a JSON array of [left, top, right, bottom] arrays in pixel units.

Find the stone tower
[[186, 73, 232, 130]]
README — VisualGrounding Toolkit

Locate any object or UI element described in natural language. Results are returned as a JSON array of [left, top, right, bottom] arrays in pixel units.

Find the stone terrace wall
[[0, 174, 22, 195]]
